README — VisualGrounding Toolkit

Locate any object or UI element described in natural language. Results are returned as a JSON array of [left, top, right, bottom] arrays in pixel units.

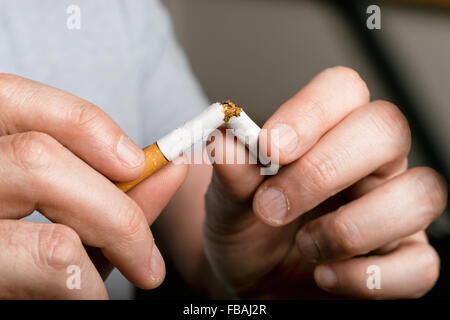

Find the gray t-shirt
[[0, 0, 207, 298]]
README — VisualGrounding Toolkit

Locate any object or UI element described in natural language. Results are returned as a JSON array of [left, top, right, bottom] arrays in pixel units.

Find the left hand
[[203, 66, 448, 299]]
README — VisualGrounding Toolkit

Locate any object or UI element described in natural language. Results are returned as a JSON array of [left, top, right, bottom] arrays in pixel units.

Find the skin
[[155, 67, 448, 299], [0, 73, 188, 299], [0, 67, 447, 299]]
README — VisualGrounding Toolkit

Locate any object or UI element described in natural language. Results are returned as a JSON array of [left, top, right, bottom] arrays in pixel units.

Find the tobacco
[[221, 100, 242, 122]]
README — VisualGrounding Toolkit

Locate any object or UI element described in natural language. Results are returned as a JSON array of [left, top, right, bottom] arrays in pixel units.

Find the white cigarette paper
[[156, 101, 271, 167], [118, 101, 277, 192], [226, 110, 270, 166], [157, 103, 224, 161]]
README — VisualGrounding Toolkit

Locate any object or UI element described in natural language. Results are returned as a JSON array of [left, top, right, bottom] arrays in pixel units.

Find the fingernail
[[255, 187, 289, 225], [116, 135, 145, 168], [271, 123, 298, 154], [150, 243, 164, 283], [315, 265, 337, 290], [297, 231, 320, 261]]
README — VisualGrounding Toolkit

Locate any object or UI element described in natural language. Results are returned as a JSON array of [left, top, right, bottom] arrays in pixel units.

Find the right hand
[[202, 67, 447, 299], [0, 74, 187, 299]]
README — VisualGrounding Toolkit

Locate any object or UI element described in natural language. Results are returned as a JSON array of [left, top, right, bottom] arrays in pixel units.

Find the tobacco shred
[[221, 100, 242, 122]]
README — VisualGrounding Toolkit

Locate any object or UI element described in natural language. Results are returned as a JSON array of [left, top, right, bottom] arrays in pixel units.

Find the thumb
[[205, 127, 265, 232], [127, 160, 189, 225]]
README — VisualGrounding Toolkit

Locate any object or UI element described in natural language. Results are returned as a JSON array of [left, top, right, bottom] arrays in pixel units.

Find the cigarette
[[226, 107, 271, 166], [115, 101, 265, 192]]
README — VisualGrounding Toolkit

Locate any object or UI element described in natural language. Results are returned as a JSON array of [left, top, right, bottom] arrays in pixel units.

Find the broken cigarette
[[115, 100, 267, 192]]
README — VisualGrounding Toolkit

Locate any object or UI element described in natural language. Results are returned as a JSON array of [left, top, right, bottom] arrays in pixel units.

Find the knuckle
[[34, 224, 82, 271], [66, 101, 104, 130], [411, 167, 448, 221], [325, 66, 370, 101], [370, 101, 411, 151], [301, 154, 338, 193], [113, 200, 146, 244], [328, 212, 362, 256], [9, 132, 58, 170]]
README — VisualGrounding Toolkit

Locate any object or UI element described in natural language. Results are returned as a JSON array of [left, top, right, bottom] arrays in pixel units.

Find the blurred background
[[136, 0, 450, 299]]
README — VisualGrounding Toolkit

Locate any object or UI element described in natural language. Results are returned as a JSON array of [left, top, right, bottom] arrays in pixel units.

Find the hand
[[203, 67, 448, 299], [0, 74, 187, 299]]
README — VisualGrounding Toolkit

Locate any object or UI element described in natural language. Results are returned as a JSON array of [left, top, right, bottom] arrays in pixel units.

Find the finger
[[209, 67, 369, 222], [207, 127, 264, 230], [212, 128, 264, 202], [313, 238, 440, 299], [370, 240, 401, 255], [295, 167, 447, 262], [0, 220, 108, 299], [371, 231, 428, 256], [0, 73, 145, 181], [0, 132, 164, 289], [261, 66, 370, 164], [344, 157, 408, 200], [254, 100, 412, 226], [128, 161, 189, 225], [208, 66, 369, 228], [84, 162, 188, 279]]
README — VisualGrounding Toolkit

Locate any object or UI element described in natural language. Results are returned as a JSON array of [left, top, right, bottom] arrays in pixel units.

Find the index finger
[[0, 73, 145, 182], [261, 66, 370, 165]]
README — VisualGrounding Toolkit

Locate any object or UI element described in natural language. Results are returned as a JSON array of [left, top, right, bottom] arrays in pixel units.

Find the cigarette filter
[[115, 101, 263, 192], [115, 143, 168, 192]]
